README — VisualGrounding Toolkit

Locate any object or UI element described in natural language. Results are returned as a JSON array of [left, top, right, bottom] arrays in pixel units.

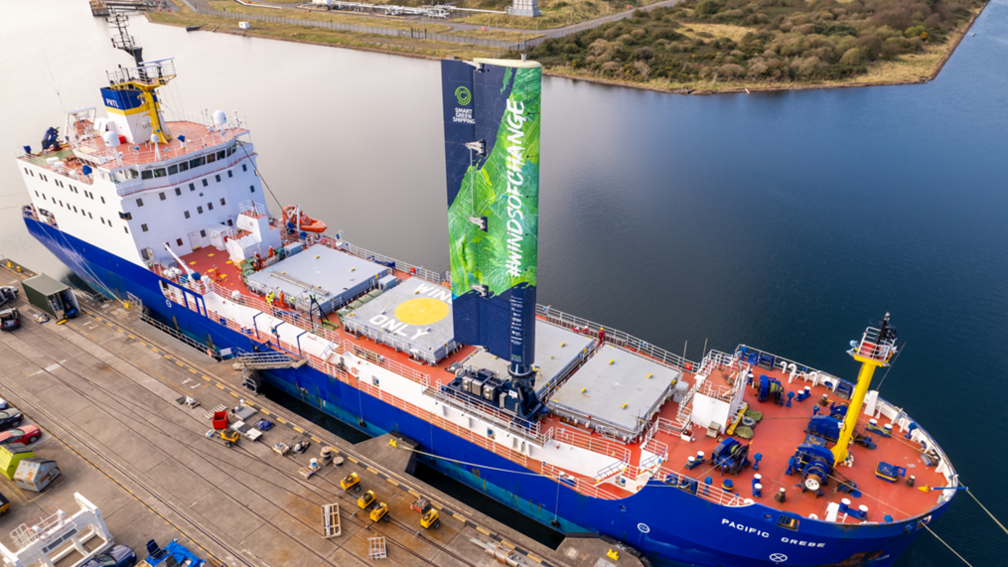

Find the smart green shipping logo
[[455, 86, 471, 106]]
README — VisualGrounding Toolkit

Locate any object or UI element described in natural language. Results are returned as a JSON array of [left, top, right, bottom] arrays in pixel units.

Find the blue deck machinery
[[788, 314, 898, 498]]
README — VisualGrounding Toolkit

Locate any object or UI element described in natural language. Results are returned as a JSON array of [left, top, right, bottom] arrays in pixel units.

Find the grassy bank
[[150, 0, 499, 59], [515, 0, 987, 92], [204, 0, 452, 32]]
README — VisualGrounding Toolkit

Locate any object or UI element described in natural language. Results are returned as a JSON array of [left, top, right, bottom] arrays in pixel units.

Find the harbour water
[[2, 0, 1006, 565]]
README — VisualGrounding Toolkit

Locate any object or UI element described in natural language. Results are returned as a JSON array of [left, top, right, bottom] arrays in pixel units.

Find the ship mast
[[832, 313, 898, 466], [104, 12, 175, 143]]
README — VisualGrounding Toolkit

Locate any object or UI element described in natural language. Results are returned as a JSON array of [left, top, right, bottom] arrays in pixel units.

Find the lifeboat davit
[[283, 205, 327, 234]]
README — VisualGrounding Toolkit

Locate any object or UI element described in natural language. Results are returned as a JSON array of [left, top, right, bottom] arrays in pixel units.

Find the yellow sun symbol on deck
[[395, 298, 449, 326]]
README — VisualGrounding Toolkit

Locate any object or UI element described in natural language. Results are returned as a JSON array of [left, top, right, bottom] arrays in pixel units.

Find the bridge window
[[206, 153, 216, 164], [215, 174, 221, 183], [168, 165, 179, 175], [202, 179, 208, 187], [227, 170, 233, 178], [141, 170, 153, 180], [153, 168, 167, 178], [190, 156, 205, 169], [189, 183, 195, 192], [778, 516, 799, 531], [216, 150, 225, 160], [179, 162, 189, 172], [175, 187, 181, 196]]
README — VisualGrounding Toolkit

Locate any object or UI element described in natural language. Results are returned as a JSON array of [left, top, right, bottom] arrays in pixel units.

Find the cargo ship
[[13, 14, 958, 566]]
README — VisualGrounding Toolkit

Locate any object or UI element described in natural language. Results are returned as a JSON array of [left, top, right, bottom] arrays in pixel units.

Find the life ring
[[350, 366, 359, 376], [685, 363, 693, 371], [741, 416, 757, 427], [206, 348, 215, 358]]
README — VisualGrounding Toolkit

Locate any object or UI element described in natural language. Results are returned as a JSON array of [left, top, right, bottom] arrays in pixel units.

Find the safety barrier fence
[[319, 236, 446, 285], [545, 425, 631, 464], [190, 6, 528, 51], [541, 462, 623, 501], [657, 464, 747, 507], [538, 305, 697, 372]]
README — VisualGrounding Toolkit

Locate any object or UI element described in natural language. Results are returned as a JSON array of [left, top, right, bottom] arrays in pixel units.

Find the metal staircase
[[234, 350, 308, 392]]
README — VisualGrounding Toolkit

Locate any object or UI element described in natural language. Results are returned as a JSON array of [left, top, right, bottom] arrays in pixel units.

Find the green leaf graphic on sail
[[448, 67, 541, 298]]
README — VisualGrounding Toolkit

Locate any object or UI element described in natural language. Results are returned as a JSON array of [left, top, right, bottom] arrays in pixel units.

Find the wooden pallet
[[322, 503, 341, 538]]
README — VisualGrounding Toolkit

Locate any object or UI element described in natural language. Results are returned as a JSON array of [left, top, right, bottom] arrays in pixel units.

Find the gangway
[[234, 349, 308, 392], [1, 493, 113, 567]]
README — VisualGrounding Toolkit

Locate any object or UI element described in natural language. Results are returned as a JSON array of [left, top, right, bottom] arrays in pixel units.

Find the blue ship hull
[[25, 217, 950, 567]]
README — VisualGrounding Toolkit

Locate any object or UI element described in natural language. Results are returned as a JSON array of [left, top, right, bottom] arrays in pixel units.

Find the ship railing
[[201, 282, 434, 386], [676, 381, 700, 423], [239, 200, 269, 219], [111, 134, 252, 197], [17, 148, 100, 186], [541, 463, 622, 501], [537, 305, 698, 373], [734, 344, 851, 396], [542, 425, 631, 465], [658, 465, 748, 507], [429, 386, 544, 443], [318, 237, 445, 286], [340, 337, 431, 386], [106, 58, 177, 88]]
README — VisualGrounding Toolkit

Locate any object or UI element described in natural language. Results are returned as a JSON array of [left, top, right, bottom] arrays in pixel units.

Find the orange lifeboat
[[283, 205, 327, 234]]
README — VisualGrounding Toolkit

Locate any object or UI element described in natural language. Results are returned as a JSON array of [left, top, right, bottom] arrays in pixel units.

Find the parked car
[[0, 398, 9, 411], [0, 410, 23, 431], [79, 544, 136, 567], [0, 286, 17, 307], [0, 425, 40, 447], [0, 308, 19, 331]]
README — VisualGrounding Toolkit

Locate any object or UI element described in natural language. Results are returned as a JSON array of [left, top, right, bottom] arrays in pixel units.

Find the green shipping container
[[22, 274, 79, 319]]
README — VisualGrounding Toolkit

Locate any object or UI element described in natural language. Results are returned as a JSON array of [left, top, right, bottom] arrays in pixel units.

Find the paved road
[[214, 0, 685, 39]]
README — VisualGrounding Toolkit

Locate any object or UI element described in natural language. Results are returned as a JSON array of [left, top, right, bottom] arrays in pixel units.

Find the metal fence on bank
[[189, 5, 529, 51]]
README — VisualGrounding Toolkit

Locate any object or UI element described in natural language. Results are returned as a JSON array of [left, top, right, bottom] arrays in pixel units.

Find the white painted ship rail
[[319, 236, 445, 285], [538, 304, 697, 372]]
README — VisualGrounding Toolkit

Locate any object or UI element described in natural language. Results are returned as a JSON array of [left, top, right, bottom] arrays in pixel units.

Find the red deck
[[178, 243, 475, 385], [177, 243, 946, 523]]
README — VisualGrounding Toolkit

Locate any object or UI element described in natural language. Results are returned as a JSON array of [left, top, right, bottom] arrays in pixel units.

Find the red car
[[0, 425, 40, 447]]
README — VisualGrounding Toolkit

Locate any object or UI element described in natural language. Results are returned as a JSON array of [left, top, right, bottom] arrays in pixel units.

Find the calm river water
[[2, 0, 1006, 564]]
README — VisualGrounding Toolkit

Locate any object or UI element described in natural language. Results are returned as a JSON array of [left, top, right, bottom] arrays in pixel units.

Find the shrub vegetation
[[517, 0, 986, 87]]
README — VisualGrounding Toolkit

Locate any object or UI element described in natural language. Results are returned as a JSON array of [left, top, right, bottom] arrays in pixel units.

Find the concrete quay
[[0, 260, 643, 567]]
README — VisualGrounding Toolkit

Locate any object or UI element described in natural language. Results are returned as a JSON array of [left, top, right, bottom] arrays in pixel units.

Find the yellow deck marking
[[476, 526, 491, 536], [527, 552, 543, 563], [292, 426, 304, 433], [275, 417, 287, 424], [453, 513, 466, 522], [366, 467, 379, 475], [386, 478, 399, 487], [310, 436, 322, 443], [395, 298, 449, 326]]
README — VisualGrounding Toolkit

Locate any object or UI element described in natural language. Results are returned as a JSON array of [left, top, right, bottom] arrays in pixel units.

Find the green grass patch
[[513, 0, 986, 89]]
